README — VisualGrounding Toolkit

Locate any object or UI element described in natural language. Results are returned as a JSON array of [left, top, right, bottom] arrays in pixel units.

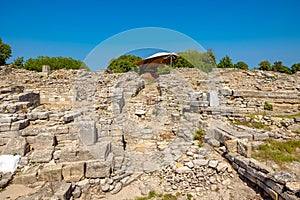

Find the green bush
[[271, 61, 291, 74], [12, 56, 24, 68], [234, 61, 248, 70], [108, 54, 142, 73], [291, 63, 300, 74], [264, 101, 273, 111], [23, 56, 89, 72]]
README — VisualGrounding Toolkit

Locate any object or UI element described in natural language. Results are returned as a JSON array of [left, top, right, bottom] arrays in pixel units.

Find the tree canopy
[[234, 61, 248, 70], [23, 56, 89, 72], [271, 61, 291, 74], [217, 55, 234, 68], [258, 60, 271, 71], [0, 38, 12, 66], [291, 63, 300, 74], [107, 55, 142, 73]]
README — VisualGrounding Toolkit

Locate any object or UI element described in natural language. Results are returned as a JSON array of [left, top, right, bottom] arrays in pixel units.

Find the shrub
[[264, 101, 273, 111], [23, 56, 89, 72], [108, 55, 141, 73], [194, 129, 204, 147], [193, 129, 203, 141], [12, 56, 24, 67]]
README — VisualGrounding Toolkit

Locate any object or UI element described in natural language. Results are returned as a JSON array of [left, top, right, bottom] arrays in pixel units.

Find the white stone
[[0, 155, 20, 173]]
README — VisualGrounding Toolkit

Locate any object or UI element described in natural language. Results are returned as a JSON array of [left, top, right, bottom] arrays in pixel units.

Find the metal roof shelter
[[134, 52, 179, 67]]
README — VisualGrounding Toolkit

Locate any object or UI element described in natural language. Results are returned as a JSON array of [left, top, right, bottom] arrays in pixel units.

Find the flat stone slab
[[85, 161, 110, 178]]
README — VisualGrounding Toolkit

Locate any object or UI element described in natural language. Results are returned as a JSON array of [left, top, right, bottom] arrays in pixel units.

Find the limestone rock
[[208, 160, 219, 169], [62, 162, 85, 182], [193, 159, 208, 167], [77, 121, 97, 146], [38, 164, 62, 181], [111, 182, 123, 194], [237, 139, 252, 158], [72, 185, 82, 198], [10, 119, 29, 131], [176, 166, 192, 173], [85, 161, 110, 178], [2, 136, 29, 156], [31, 149, 53, 163], [53, 181, 72, 200]]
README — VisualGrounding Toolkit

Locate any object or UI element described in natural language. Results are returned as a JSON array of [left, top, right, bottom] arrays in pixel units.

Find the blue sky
[[1, 0, 300, 71]]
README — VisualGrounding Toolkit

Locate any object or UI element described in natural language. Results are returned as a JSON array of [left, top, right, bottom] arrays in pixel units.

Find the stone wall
[[225, 152, 300, 200]]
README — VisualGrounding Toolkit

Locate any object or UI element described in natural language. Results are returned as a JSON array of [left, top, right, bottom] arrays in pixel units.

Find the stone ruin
[[0, 66, 299, 199]]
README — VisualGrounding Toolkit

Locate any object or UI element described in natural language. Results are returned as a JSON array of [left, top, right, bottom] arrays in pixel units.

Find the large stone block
[[17, 92, 40, 106], [225, 139, 238, 153], [208, 91, 219, 107], [85, 161, 110, 178], [13, 166, 39, 184], [257, 180, 279, 200], [77, 121, 97, 146], [31, 149, 53, 163], [62, 162, 85, 182], [31, 111, 51, 120], [0, 123, 11, 132], [190, 101, 209, 107], [53, 181, 72, 200], [63, 111, 81, 123], [248, 158, 273, 174], [253, 132, 269, 141], [2, 136, 29, 156], [38, 164, 62, 181], [234, 155, 249, 169], [237, 139, 252, 158], [0, 114, 17, 123], [214, 128, 235, 144], [34, 134, 55, 149], [10, 119, 29, 131]]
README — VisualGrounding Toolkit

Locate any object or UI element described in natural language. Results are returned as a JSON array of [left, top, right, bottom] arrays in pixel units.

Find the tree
[[258, 60, 271, 71], [12, 57, 24, 67], [107, 55, 141, 73], [271, 61, 291, 74], [174, 50, 216, 72], [206, 49, 216, 65], [173, 56, 194, 68], [217, 55, 234, 68], [291, 63, 300, 74], [0, 38, 12, 66], [24, 56, 89, 72], [234, 61, 248, 70]]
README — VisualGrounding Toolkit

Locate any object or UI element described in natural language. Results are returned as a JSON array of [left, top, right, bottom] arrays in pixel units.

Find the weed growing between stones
[[292, 129, 300, 134], [194, 129, 204, 147], [135, 191, 178, 200], [264, 101, 273, 111], [232, 119, 271, 130], [274, 112, 300, 119]]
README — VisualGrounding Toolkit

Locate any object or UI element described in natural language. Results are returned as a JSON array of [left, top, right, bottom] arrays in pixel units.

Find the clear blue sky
[[1, 0, 300, 71]]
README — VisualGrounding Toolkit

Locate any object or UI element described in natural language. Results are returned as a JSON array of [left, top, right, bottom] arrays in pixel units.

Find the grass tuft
[[232, 119, 271, 130], [252, 139, 300, 167], [274, 112, 300, 119], [292, 130, 300, 134]]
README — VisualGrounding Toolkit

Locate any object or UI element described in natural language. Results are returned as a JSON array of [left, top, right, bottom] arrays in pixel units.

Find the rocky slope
[[0, 66, 299, 200]]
